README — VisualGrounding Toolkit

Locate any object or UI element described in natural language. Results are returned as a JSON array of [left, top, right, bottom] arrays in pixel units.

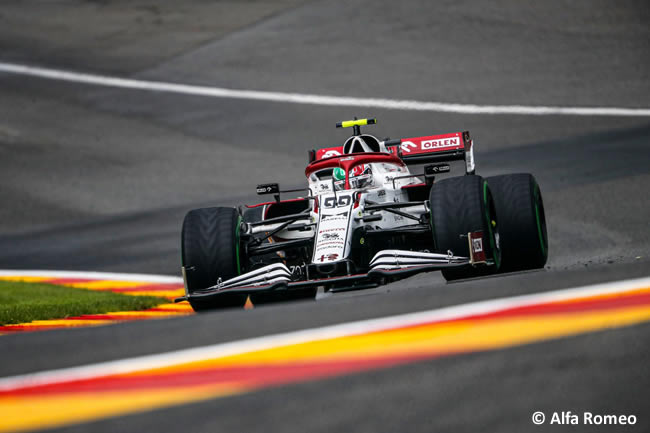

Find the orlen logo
[[421, 137, 460, 149], [322, 150, 341, 158], [400, 141, 417, 153]]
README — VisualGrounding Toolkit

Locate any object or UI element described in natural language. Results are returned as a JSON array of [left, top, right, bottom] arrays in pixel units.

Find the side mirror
[[256, 183, 280, 195]]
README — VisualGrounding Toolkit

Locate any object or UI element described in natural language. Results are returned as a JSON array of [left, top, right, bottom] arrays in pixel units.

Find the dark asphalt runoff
[[1, 1, 649, 432]]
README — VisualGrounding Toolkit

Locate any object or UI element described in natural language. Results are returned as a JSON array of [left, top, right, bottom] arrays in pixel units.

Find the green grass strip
[[0, 280, 169, 325]]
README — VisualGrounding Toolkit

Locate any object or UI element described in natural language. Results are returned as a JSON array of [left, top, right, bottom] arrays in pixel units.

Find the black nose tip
[[316, 263, 337, 275]]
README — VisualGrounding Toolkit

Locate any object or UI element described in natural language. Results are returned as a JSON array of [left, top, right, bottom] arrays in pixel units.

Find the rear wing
[[384, 131, 475, 174], [309, 131, 475, 175]]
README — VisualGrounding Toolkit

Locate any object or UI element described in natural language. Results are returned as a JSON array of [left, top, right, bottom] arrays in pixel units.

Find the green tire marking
[[484, 181, 500, 269]]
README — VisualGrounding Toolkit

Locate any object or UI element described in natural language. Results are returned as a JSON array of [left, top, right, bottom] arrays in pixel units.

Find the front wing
[[175, 232, 488, 303]]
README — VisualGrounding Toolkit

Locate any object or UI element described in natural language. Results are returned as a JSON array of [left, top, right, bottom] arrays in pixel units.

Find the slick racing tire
[[430, 175, 501, 281], [486, 173, 548, 272], [181, 207, 247, 311]]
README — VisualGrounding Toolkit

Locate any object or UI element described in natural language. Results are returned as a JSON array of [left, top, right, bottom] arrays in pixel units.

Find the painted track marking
[[0, 277, 649, 432], [1, 62, 649, 117]]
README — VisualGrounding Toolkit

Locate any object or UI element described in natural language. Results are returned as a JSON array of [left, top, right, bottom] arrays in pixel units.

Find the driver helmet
[[333, 167, 346, 191], [349, 164, 373, 189]]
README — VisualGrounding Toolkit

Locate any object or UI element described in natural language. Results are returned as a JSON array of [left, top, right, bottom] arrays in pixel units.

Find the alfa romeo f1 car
[[178, 118, 548, 311]]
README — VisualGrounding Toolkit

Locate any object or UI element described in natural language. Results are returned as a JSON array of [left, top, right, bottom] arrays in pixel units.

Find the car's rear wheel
[[486, 173, 548, 272], [430, 175, 501, 281], [181, 207, 248, 311]]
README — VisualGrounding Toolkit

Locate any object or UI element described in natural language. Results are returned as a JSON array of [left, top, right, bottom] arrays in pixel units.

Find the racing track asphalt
[[0, 0, 649, 432]]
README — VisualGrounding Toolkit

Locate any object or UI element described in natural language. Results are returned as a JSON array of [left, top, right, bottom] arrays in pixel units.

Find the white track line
[[1, 62, 649, 117], [1, 275, 649, 391]]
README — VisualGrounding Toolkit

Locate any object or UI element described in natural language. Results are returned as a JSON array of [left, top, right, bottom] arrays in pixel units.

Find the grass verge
[[0, 280, 169, 325]]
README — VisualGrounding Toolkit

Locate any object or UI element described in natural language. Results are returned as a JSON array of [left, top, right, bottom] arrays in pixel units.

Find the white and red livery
[[179, 118, 548, 311]]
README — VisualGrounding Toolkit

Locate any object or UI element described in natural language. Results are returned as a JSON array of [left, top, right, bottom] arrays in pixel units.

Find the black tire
[[486, 173, 548, 272], [430, 175, 501, 281], [181, 207, 248, 311]]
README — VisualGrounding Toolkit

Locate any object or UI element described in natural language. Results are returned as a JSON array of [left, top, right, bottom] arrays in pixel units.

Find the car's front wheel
[[430, 175, 501, 281], [181, 207, 248, 311]]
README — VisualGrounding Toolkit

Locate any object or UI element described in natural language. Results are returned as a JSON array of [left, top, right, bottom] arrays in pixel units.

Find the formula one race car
[[178, 118, 548, 311]]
